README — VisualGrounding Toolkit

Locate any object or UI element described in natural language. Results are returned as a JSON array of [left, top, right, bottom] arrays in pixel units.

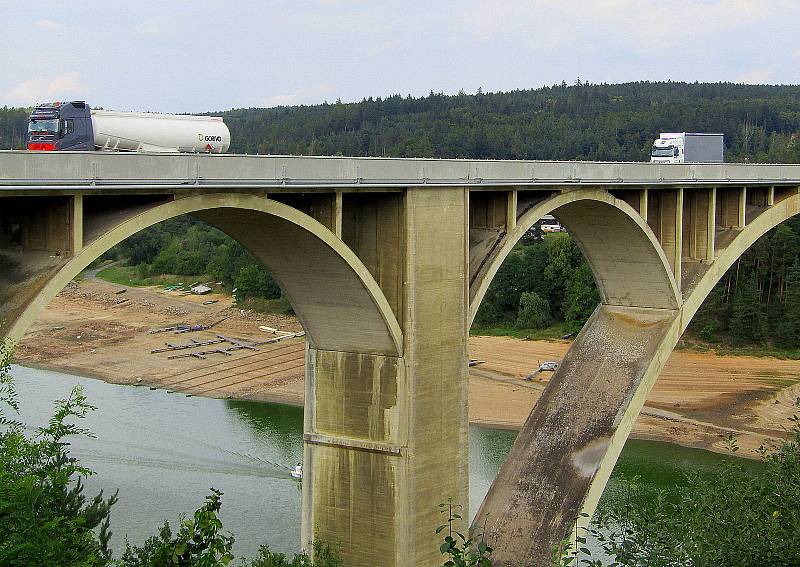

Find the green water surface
[[7, 365, 758, 560]]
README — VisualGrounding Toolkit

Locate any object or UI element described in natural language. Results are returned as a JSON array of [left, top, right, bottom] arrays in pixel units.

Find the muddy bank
[[17, 277, 800, 458]]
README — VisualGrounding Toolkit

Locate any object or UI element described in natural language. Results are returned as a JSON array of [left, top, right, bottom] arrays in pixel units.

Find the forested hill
[[2, 82, 800, 161], [220, 82, 800, 162]]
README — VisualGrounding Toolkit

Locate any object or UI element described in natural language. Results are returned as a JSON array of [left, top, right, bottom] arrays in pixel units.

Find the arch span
[[469, 189, 683, 565], [5, 193, 402, 356], [469, 188, 679, 325], [472, 190, 800, 565]]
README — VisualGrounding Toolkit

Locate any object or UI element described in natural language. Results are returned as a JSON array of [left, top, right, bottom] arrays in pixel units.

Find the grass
[[236, 296, 294, 315], [469, 321, 575, 340], [95, 264, 293, 316], [95, 265, 194, 288], [679, 335, 800, 360]]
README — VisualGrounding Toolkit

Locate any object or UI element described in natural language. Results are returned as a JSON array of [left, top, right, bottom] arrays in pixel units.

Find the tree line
[[4, 82, 800, 161]]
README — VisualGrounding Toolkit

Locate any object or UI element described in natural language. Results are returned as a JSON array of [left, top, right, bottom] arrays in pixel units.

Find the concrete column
[[674, 188, 683, 286], [401, 186, 469, 565], [304, 187, 468, 567], [768, 185, 775, 207], [71, 194, 83, 254], [738, 186, 747, 228], [334, 191, 343, 238], [683, 188, 716, 262], [506, 189, 518, 231], [340, 193, 404, 321], [706, 188, 716, 262], [302, 349, 406, 567], [638, 188, 648, 222], [716, 187, 742, 229], [657, 189, 682, 287]]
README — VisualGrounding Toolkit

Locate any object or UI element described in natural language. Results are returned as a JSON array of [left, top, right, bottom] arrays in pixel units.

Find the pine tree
[[774, 260, 800, 349], [728, 275, 766, 345]]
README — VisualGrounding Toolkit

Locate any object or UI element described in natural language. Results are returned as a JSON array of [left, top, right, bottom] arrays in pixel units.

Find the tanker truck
[[26, 101, 230, 153]]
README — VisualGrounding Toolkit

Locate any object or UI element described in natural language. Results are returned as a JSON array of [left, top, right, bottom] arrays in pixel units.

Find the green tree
[[544, 236, 586, 320], [515, 292, 552, 329], [690, 286, 729, 342], [589, 401, 800, 567], [774, 259, 800, 348], [234, 265, 282, 301], [118, 489, 234, 567], [563, 263, 599, 329], [0, 341, 118, 567], [728, 275, 766, 345]]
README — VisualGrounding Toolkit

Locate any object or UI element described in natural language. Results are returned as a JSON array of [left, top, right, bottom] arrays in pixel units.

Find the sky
[[1, 0, 799, 113]]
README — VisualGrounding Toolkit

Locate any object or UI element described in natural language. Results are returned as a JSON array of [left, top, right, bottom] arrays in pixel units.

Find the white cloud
[[5, 72, 86, 105], [461, 0, 779, 44], [737, 66, 775, 84], [35, 19, 61, 29], [260, 85, 335, 108], [134, 17, 179, 41]]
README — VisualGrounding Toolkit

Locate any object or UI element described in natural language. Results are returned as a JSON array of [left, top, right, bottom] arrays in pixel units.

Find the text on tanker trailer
[[26, 101, 230, 153], [650, 132, 724, 164]]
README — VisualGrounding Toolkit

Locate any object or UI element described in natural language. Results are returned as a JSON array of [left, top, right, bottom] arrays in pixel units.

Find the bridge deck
[[1, 151, 799, 192]]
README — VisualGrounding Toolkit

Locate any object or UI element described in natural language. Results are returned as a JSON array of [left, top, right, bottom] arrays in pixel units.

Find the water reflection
[[226, 399, 303, 462]]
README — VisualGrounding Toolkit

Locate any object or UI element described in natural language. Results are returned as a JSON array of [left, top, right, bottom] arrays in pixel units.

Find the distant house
[[539, 214, 564, 233]]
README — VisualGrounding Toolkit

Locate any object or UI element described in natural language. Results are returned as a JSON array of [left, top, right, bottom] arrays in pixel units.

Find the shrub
[[515, 292, 552, 329], [579, 401, 800, 567], [234, 265, 282, 302], [0, 341, 118, 567]]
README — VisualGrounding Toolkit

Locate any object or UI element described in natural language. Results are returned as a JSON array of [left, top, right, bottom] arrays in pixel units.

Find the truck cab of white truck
[[26, 101, 230, 153], [27, 101, 93, 151], [650, 132, 724, 164]]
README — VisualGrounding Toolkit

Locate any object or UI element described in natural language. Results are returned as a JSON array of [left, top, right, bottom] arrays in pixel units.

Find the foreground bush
[[570, 400, 800, 567], [0, 340, 117, 567], [0, 342, 338, 567]]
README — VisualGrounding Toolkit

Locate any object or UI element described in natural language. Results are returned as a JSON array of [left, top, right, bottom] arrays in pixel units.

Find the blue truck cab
[[27, 101, 93, 151]]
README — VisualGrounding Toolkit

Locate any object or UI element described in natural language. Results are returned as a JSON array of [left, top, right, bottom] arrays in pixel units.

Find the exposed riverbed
[[9, 365, 758, 561]]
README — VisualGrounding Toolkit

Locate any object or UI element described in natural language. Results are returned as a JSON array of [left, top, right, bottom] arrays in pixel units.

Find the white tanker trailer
[[26, 101, 230, 153]]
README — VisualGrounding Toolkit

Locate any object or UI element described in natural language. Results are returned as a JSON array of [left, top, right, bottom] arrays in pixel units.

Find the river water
[[8, 365, 746, 560]]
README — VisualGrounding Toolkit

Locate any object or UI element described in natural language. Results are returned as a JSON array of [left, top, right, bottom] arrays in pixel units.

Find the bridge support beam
[[638, 188, 648, 220], [474, 305, 679, 566], [303, 187, 469, 567], [647, 189, 683, 287], [682, 188, 716, 263]]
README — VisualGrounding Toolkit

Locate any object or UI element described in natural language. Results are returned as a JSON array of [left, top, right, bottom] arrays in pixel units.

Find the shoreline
[[16, 359, 772, 460], [15, 277, 800, 461]]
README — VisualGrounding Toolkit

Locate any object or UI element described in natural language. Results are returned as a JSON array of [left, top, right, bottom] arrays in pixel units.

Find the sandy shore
[[16, 277, 800, 458]]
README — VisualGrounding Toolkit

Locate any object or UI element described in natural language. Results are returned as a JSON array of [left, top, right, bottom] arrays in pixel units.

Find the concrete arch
[[6, 193, 402, 356], [469, 189, 682, 566], [473, 191, 800, 566], [469, 188, 680, 325]]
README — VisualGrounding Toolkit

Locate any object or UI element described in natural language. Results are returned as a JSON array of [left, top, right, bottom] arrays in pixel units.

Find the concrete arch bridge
[[1, 151, 799, 566]]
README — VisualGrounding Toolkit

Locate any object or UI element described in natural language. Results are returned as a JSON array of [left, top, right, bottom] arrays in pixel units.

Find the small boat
[[290, 464, 303, 480]]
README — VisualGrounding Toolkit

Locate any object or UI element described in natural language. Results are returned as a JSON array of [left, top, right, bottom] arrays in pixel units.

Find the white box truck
[[650, 133, 724, 164]]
